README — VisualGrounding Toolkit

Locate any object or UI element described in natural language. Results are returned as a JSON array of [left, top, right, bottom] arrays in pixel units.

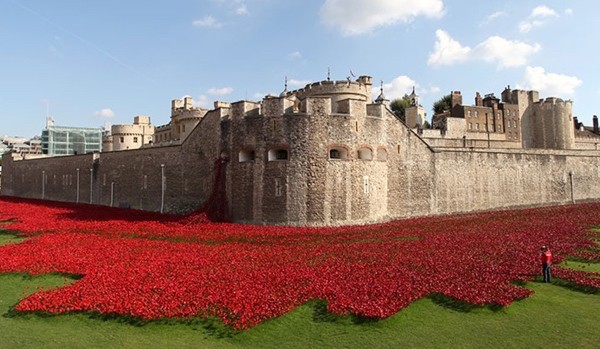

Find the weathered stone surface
[[2, 76, 600, 226]]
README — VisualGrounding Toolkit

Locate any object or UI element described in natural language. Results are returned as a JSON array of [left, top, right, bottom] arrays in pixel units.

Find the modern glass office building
[[41, 126, 103, 156]]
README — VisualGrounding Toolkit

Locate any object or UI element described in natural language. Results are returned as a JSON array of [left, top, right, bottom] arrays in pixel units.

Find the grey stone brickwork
[[2, 76, 600, 226]]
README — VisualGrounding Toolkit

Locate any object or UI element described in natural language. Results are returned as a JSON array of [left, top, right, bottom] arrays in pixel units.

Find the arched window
[[329, 147, 349, 160], [268, 148, 289, 161], [239, 149, 255, 162], [377, 148, 388, 161], [357, 147, 373, 160]]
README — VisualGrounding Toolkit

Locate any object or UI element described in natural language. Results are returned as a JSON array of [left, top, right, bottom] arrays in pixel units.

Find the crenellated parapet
[[535, 97, 574, 149], [230, 101, 261, 120], [289, 76, 373, 111]]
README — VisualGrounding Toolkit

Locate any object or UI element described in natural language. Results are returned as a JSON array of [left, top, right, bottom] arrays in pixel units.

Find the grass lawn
[[0, 230, 597, 349]]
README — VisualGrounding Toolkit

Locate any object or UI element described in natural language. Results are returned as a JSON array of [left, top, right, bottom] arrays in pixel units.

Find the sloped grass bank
[[0, 273, 597, 349]]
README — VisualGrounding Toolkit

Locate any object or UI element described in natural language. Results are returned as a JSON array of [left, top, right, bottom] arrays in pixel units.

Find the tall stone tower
[[405, 87, 425, 128]]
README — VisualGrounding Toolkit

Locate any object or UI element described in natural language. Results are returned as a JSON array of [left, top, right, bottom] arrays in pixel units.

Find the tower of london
[[2, 74, 600, 226]]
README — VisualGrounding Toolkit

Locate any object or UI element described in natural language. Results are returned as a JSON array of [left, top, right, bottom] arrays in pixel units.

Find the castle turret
[[293, 75, 373, 112], [405, 86, 424, 128], [527, 97, 574, 150], [408, 86, 418, 106], [374, 80, 388, 104]]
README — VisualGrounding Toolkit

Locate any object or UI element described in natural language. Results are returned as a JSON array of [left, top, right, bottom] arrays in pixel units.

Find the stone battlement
[[291, 76, 373, 104]]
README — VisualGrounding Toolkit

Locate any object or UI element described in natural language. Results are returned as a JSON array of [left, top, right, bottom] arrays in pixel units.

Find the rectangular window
[[475, 111, 479, 117], [120, 137, 124, 143], [468, 123, 472, 130], [476, 123, 479, 130], [133, 137, 138, 143], [467, 110, 471, 117]]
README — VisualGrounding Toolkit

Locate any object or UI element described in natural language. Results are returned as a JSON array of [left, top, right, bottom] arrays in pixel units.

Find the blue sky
[[1, 0, 597, 137]]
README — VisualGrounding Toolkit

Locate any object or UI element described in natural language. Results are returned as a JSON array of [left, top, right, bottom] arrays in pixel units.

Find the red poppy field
[[0, 197, 598, 330]]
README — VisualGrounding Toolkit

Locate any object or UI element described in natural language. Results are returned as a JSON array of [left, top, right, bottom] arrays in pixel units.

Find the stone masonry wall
[[1, 108, 224, 215], [2, 91, 600, 226]]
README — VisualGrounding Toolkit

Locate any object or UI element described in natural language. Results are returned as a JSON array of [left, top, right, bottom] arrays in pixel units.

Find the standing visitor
[[540, 246, 552, 283]]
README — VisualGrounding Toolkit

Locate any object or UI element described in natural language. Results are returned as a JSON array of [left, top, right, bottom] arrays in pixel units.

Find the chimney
[[475, 92, 483, 107], [451, 91, 462, 107], [573, 116, 579, 130], [594, 115, 599, 134]]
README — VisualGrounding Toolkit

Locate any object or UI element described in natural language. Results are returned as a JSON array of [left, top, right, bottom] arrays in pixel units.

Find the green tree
[[390, 94, 412, 122], [432, 94, 452, 115], [422, 120, 431, 129]]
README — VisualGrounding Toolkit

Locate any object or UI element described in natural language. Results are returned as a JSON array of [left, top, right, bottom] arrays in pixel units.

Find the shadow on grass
[[5, 305, 240, 339], [427, 293, 504, 313], [551, 278, 599, 295], [311, 299, 381, 325]]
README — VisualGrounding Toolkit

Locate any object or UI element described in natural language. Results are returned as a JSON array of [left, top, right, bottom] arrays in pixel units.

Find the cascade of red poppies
[[0, 197, 598, 330], [180, 156, 230, 224]]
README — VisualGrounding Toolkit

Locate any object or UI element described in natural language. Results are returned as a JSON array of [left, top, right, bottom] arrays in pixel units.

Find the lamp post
[[76, 168, 80, 203], [160, 164, 165, 213], [110, 181, 115, 207], [569, 171, 575, 204], [41, 171, 45, 199], [89, 168, 93, 204]]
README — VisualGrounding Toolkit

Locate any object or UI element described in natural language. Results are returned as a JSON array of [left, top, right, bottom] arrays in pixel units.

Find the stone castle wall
[[2, 77, 599, 226], [2, 108, 225, 214]]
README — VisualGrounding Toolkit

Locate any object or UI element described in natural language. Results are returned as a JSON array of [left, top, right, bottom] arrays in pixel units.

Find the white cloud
[[565, 8, 573, 15], [519, 5, 559, 33], [427, 30, 472, 66], [377, 75, 416, 101], [195, 95, 210, 108], [473, 36, 541, 68], [320, 0, 444, 36], [288, 51, 302, 59], [519, 66, 582, 96], [235, 4, 249, 15], [428, 30, 540, 68], [95, 108, 115, 118], [485, 11, 506, 23], [207, 87, 233, 96], [531, 5, 558, 17], [193, 16, 224, 28]]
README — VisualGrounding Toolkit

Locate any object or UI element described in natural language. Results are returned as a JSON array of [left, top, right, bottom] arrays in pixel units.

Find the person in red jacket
[[540, 246, 552, 283]]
